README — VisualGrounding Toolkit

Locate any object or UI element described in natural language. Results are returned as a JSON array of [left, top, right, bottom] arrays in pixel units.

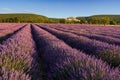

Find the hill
[[76, 15, 120, 25], [1, 14, 120, 25], [0, 13, 60, 23], [91, 15, 120, 24]]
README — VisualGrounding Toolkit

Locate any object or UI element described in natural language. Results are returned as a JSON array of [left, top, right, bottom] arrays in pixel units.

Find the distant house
[[66, 17, 80, 22]]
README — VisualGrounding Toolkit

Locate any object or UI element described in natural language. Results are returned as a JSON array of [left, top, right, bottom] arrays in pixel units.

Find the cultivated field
[[0, 23, 120, 80]]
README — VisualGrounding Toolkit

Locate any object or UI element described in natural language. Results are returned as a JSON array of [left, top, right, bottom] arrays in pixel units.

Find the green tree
[[59, 19, 66, 23], [109, 20, 117, 25], [14, 17, 20, 23], [101, 17, 110, 26]]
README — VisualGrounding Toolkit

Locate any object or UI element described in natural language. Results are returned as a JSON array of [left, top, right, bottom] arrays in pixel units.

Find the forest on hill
[[0, 14, 61, 23], [0, 14, 120, 25], [77, 15, 120, 25]]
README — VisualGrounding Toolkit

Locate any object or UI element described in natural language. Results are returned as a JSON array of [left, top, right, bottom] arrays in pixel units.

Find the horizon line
[[0, 12, 120, 18]]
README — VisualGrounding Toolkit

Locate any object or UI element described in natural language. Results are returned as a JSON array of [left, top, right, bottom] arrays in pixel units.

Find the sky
[[0, 0, 120, 18]]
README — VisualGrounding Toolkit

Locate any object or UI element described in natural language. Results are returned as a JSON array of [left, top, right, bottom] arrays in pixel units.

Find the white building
[[66, 17, 80, 22]]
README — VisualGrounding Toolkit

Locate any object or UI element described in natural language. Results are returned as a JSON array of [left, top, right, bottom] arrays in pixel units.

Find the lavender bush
[[46, 24, 120, 38], [52, 26, 120, 46], [38, 24, 120, 67], [0, 66, 30, 80], [0, 23, 120, 80], [31, 24, 120, 80], [0, 23, 26, 43], [0, 24, 40, 80]]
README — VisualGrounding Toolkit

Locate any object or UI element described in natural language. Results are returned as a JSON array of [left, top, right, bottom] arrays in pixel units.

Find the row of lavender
[[0, 24, 40, 80], [49, 25, 120, 46], [31, 24, 120, 80], [0, 23, 26, 43], [0, 23, 25, 37], [44, 24, 120, 36], [47, 24, 120, 43], [37, 24, 120, 68], [0, 23, 19, 30]]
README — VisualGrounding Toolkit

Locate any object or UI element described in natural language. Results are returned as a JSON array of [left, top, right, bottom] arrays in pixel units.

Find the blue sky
[[0, 0, 120, 18]]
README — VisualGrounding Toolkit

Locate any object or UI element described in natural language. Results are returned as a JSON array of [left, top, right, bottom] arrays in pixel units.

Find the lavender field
[[0, 23, 120, 80]]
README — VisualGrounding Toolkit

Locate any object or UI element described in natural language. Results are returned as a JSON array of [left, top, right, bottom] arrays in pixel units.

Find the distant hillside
[[91, 15, 120, 24], [0, 13, 60, 23], [77, 15, 120, 25], [1, 14, 120, 24]]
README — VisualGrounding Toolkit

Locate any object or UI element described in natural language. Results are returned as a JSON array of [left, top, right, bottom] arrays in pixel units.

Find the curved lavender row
[[38, 24, 120, 67], [99, 33, 120, 39], [78, 33, 120, 46], [0, 23, 18, 30], [50, 26, 120, 46], [0, 67, 30, 80], [0, 24, 26, 43], [67, 25, 120, 35], [31, 24, 120, 80], [0, 23, 25, 37], [45, 24, 120, 35], [0, 24, 40, 79], [47, 24, 120, 38]]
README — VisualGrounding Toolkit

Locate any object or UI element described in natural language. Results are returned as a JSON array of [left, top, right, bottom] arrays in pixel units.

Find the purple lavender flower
[[31, 24, 120, 80]]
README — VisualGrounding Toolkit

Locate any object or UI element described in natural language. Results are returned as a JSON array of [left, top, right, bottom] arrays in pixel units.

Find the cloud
[[1, 8, 12, 11], [0, 8, 34, 14]]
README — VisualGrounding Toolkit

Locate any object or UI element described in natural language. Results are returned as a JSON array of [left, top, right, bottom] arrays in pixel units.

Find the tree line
[[76, 15, 120, 25], [0, 14, 120, 25], [76, 17, 117, 25]]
